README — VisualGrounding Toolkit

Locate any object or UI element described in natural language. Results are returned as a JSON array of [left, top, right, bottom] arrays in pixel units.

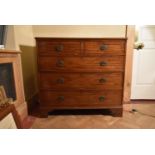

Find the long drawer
[[38, 56, 125, 72], [39, 72, 123, 90], [84, 39, 126, 56], [39, 90, 122, 107], [38, 40, 81, 56]]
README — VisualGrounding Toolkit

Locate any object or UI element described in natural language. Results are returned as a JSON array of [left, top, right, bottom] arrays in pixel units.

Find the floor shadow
[[48, 109, 112, 116]]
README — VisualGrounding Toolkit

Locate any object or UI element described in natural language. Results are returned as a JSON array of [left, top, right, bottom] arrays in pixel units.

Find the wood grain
[[39, 90, 122, 107], [31, 102, 155, 129], [0, 104, 23, 129], [40, 72, 123, 90], [124, 26, 135, 103], [0, 50, 27, 121], [38, 40, 81, 56], [36, 38, 126, 117], [38, 56, 125, 72], [84, 40, 126, 56]]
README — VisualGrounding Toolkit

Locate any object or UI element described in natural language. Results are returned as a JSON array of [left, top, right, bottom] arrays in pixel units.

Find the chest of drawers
[[36, 38, 126, 117]]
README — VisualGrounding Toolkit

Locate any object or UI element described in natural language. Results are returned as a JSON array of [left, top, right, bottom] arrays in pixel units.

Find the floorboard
[[30, 101, 155, 129]]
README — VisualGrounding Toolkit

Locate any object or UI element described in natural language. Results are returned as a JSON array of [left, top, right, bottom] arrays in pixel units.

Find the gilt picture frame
[[0, 85, 6, 101]]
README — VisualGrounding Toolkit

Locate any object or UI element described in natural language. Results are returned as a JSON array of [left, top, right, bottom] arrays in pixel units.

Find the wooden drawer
[[40, 72, 123, 90], [84, 39, 126, 56], [39, 90, 122, 107], [38, 56, 125, 72], [37, 40, 81, 56]]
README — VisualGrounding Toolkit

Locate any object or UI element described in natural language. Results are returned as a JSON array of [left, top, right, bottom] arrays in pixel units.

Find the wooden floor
[[31, 101, 155, 129]]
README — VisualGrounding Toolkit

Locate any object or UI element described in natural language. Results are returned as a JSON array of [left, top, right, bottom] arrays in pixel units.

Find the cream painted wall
[[13, 25, 35, 49], [6, 26, 35, 50], [5, 26, 16, 50], [33, 25, 126, 38], [13, 26, 38, 100], [5, 25, 38, 101]]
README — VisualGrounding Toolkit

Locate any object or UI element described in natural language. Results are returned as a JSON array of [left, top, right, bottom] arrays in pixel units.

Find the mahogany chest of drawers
[[36, 38, 126, 117]]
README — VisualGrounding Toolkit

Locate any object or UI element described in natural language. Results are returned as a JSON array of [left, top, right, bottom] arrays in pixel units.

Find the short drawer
[[84, 39, 126, 56], [38, 56, 125, 72], [39, 90, 122, 107], [40, 72, 123, 90], [37, 40, 81, 56]]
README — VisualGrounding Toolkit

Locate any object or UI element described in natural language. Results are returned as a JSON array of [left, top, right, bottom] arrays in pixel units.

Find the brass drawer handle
[[56, 60, 64, 67], [57, 78, 64, 84], [99, 78, 106, 83], [99, 96, 105, 102], [57, 96, 64, 102], [55, 45, 63, 52], [100, 44, 108, 51], [99, 61, 107, 66]]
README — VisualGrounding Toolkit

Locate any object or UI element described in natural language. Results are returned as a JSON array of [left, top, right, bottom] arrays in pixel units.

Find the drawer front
[[84, 40, 126, 56], [38, 56, 125, 72], [40, 73, 123, 90], [37, 40, 81, 56], [39, 91, 122, 107]]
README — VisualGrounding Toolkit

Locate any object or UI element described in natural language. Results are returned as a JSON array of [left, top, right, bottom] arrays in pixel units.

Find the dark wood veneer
[[39, 72, 123, 90], [38, 56, 125, 72], [36, 38, 126, 117]]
